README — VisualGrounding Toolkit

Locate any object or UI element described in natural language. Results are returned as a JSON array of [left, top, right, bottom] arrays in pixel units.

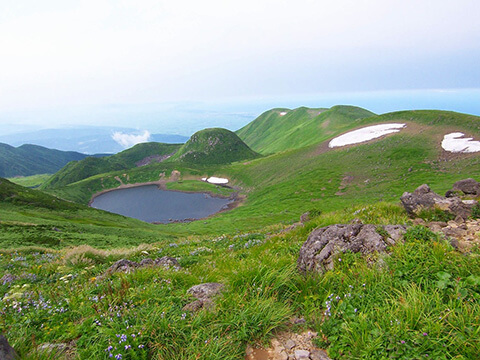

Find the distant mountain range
[[0, 126, 189, 154], [0, 143, 90, 178]]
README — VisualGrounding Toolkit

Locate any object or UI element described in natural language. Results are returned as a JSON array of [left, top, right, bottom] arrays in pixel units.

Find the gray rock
[[104, 259, 139, 275], [37, 342, 68, 355], [294, 349, 310, 359], [300, 212, 311, 223], [182, 300, 204, 312], [154, 256, 180, 269], [298, 224, 403, 274], [187, 282, 224, 301], [400, 184, 444, 215], [0, 335, 17, 360], [139, 258, 154, 266], [401, 184, 477, 220], [309, 349, 332, 360], [285, 339, 296, 349], [184, 283, 225, 312], [102, 257, 180, 278], [450, 178, 480, 197]]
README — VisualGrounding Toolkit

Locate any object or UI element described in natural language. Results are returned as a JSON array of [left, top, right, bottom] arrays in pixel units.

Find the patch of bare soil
[[245, 330, 331, 360]]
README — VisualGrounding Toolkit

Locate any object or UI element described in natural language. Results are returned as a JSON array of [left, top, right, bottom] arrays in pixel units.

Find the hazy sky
[[0, 0, 479, 130]]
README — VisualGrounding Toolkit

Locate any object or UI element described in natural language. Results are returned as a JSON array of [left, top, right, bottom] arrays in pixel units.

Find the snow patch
[[203, 177, 229, 184], [329, 123, 406, 148], [441, 132, 480, 153], [112, 130, 151, 148]]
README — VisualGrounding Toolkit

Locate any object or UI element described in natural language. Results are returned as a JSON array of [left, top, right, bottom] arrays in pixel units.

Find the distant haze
[[0, 1, 479, 134]]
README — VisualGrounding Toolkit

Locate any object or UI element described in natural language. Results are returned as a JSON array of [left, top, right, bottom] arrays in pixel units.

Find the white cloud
[[112, 130, 151, 148]]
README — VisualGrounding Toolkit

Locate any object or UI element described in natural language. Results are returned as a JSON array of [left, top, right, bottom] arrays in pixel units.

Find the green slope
[[43, 142, 181, 189], [0, 177, 173, 248], [0, 142, 87, 177], [42, 108, 480, 237], [236, 105, 375, 154], [169, 128, 260, 165]]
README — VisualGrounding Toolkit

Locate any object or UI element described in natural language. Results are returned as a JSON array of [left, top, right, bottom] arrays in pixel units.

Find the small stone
[[302, 331, 317, 339], [245, 345, 254, 356], [285, 339, 296, 350], [187, 282, 224, 301], [309, 349, 331, 360], [273, 350, 289, 360], [294, 349, 310, 359], [271, 339, 283, 350], [290, 317, 306, 325]]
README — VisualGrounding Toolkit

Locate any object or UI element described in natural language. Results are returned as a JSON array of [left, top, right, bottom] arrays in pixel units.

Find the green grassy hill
[[170, 128, 260, 164], [42, 142, 181, 189], [236, 105, 375, 154], [0, 142, 88, 177], [39, 108, 480, 237]]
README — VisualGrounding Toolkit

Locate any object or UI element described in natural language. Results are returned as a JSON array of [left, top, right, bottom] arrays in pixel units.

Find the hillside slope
[[39, 109, 480, 238], [43, 142, 181, 189], [236, 105, 375, 154], [170, 128, 260, 164], [0, 143, 87, 177]]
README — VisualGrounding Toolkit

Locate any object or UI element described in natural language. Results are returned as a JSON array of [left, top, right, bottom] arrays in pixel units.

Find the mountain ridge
[[0, 142, 89, 178]]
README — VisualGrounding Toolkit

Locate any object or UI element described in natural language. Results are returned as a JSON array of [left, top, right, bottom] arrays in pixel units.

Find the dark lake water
[[90, 185, 232, 223]]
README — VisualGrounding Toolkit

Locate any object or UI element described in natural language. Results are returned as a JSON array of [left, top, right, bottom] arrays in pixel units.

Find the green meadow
[[1, 106, 480, 359]]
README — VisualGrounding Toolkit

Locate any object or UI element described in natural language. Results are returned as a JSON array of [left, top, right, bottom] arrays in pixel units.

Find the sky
[[0, 0, 479, 136]]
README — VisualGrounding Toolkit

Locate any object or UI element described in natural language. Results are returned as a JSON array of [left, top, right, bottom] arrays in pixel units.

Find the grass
[[1, 203, 479, 359], [7, 174, 52, 188], [165, 180, 235, 197]]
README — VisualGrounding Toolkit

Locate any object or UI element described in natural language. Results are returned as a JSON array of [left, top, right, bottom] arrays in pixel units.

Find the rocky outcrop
[[426, 218, 480, 252], [183, 282, 225, 312], [297, 224, 406, 274], [102, 256, 180, 278], [0, 335, 17, 360], [446, 178, 480, 198], [400, 184, 477, 220]]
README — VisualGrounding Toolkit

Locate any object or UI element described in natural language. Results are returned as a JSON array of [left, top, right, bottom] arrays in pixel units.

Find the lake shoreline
[[88, 180, 244, 223]]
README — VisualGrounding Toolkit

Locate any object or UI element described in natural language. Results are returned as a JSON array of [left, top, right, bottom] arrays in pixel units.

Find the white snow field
[[328, 123, 406, 148], [441, 132, 480, 153], [202, 177, 229, 184]]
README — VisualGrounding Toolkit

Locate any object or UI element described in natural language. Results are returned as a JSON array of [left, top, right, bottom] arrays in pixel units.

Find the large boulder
[[446, 178, 480, 197], [401, 184, 477, 220], [297, 224, 405, 274]]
